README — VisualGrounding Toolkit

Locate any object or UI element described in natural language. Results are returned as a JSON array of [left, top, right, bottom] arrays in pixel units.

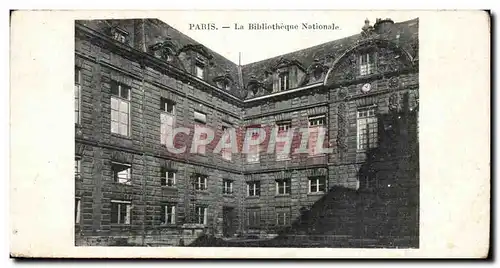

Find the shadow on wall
[[272, 93, 420, 247], [188, 94, 419, 248]]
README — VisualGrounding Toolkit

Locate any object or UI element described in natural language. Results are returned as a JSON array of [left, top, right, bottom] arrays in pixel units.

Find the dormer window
[[111, 27, 128, 44], [359, 52, 376, 76], [195, 63, 205, 79], [278, 72, 289, 91]]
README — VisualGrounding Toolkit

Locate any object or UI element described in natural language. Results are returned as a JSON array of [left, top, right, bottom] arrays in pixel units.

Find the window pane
[[111, 203, 119, 223], [111, 83, 119, 96], [111, 97, 119, 110], [119, 101, 129, 113], [111, 121, 119, 133], [120, 87, 129, 99], [119, 124, 128, 136]]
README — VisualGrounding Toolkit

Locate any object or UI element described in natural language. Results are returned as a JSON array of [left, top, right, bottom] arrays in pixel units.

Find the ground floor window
[[111, 200, 131, 224]]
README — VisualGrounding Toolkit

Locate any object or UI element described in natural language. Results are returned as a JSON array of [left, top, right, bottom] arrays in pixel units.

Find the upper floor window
[[194, 111, 207, 154], [246, 126, 261, 163], [278, 72, 290, 91], [221, 125, 232, 161], [359, 52, 375, 76], [247, 181, 261, 197], [276, 178, 291, 195], [308, 176, 326, 193], [222, 179, 233, 195], [195, 63, 205, 79], [161, 169, 176, 187], [112, 27, 128, 44], [112, 162, 132, 185], [357, 106, 378, 150], [75, 68, 81, 125], [193, 175, 208, 191], [160, 98, 175, 146], [276, 207, 291, 226], [276, 121, 292, 161], [110, 82, 131, 136], [308, 115, 326, 156]]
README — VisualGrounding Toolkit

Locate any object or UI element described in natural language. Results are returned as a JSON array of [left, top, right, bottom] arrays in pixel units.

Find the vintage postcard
[[10, 10, 490, 258]]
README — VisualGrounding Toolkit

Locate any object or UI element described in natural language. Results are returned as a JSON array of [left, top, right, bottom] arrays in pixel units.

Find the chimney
[[374, 18, 394, 34]]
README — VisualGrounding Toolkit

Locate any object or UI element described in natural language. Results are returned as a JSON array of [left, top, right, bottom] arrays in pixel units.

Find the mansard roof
[[76, 17, 418, 101]]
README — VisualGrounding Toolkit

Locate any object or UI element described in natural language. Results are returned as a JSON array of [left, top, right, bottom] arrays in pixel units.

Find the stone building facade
[[74, 18, 419, 246]]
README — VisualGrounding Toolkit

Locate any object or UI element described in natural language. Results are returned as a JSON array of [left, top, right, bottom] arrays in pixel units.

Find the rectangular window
[[357, 106, 378, 150], [222, 179, 233, 195], [279, 72, 289, 91], [110, 82, 131, 136], [246, 126, 261, 163], [193, 205, 208, 225], [221, 125, 232, 161], [246, 208, 260, 227], [161, 169, 176, 187], [359, 52, 375, 76], [193, 175, 208, 191], [308, 176, 326, 193], [194, 111, 208, 155], [160, 98, 175, 146], [195, 64, 204, 79], [276, 207, 291, 226], [112, 162, 132, 185], [75, 157, 81, 179], [308, 115, 326, 156], [75, 68, 81, 125], [75, 198, 81, 224], [275, 179, 291, 195], [110, 200, 131, 225], [161, 204, 176, 225], [112, 28, 128, 44], [247, 181, 261, 197], [276, 121, 292, 160]]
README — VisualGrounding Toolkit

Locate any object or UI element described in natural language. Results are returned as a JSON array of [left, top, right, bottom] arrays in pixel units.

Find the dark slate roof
[[76, 18, 418, 100], [240, 18, 419, 88]]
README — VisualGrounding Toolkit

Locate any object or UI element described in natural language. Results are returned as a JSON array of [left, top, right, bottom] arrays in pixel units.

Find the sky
[[158, 10, 419, 65]]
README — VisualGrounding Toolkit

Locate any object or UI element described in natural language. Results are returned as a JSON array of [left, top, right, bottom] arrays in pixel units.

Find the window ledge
[[276, 158, 292, 162], [275, 194, 291, 198], [246, 196, 260, 199], [223, 194, 235, 197], [194, 190, 209, 195], [113, 182, 134, 187], [307, 154, 326, 158], [307, 192, 325, 196], [111, 133, 132, 140], [159, 224, 178, 228], [161, 186, 178, 190]]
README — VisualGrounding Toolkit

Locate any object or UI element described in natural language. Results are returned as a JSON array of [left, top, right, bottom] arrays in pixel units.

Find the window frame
[[308, 176, 326, 193], [308, 115, 327, 157], [75, 197, 81, 224], [275, 178, 291, 195], [112, 162, 132, 185], [75, 157, 81, 179], [356, 105, 378, 151], [195, 63, 205, 79], [110, 200, 132, 225], [278, 71, 290, 91], [222, 179, 234, 195], [246, 181, 261, 197], [75, 67, 82, 125], [161, 169, 176, 187], [193, 175, 208, 191], [359, 51, 376, 76], [221, 125, 232, 161], [193, 205, 208, 225], [275, 120, 292, 161], [161, 203, 176, 225], [110, 82, 131, 137], [246, 126, 261, 163], [246, 208, 261, 228], [276, 207, 291, 226]]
